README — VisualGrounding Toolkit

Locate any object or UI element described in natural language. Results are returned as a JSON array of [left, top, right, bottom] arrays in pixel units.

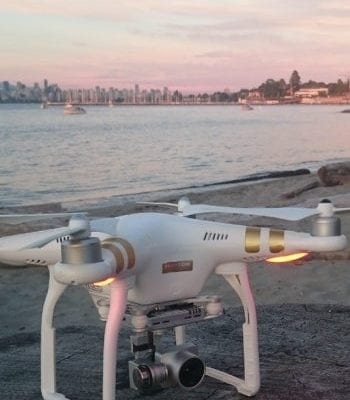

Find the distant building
[[294, 88, 328, 98], [247, 89, 263, 102]]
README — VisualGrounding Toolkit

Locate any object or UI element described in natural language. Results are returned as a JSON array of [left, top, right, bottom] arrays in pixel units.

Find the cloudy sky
[[1, 0, 349, 92]]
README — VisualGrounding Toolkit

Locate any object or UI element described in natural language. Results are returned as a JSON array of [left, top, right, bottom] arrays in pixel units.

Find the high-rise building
[[163, 86, 171, 103], [135, 84, 140, 103], [2, 81, 10, 92]]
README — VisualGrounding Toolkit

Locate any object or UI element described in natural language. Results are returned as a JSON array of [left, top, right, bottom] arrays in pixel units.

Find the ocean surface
[[1, 103, 350, 208]]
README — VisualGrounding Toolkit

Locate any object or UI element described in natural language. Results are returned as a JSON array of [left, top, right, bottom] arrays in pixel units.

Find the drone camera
[[131, 362, 168, 391], [129, 344, 205, 392], [159, 347, 205, 389]]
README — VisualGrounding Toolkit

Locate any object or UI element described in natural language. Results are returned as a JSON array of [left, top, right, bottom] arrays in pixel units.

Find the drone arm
[[285, 232, 347, 252], [41, 265, 69, 400], [102, 278, 128, 400], [206, 262, 260, 397]]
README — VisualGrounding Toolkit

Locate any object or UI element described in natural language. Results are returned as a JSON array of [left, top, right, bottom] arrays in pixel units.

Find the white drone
[[1, 197, 348, 400]]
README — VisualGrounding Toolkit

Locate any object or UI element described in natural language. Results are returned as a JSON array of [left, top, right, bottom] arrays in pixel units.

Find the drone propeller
[[23, 214, 91, 249], [20, 213, 114, 285], [139, 197, 191, 213], [0, 212, 86, 225], [140, 197, 350, 221]]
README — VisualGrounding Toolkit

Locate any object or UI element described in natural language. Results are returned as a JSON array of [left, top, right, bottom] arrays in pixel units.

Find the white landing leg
[[206, 262, 260, 397], [41, 266, 69, 400], [102, 278, 128, 400]]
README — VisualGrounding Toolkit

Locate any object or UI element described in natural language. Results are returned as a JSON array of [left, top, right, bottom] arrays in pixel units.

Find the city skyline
[[1, 1, 350, 91], [2, 73, 350, 105]]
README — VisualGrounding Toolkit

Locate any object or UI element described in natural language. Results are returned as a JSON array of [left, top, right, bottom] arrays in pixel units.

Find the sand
[[1, 171, 350, 399]]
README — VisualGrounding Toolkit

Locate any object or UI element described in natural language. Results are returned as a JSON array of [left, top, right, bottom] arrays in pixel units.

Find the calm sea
[[1, 103, 350, 208]]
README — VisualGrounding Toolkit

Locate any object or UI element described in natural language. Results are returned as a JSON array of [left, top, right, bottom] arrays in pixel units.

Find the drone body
[[0, 199, 348, 400], [1, 212, 346, 304]]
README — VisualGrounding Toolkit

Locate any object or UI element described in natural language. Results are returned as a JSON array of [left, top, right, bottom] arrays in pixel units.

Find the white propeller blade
[[181, 204, 350, 221], [141, 196, 350, 221], [23, 214, 91, 248], [333, 207, 350, 214], [180, 204, 318, 221], [0, 212, 86, 225], [138, 197, 191, 212], [138, 201, 178, 208]]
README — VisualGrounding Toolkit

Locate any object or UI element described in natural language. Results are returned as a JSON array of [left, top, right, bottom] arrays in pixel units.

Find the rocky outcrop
[[318, 162, 350, 186]]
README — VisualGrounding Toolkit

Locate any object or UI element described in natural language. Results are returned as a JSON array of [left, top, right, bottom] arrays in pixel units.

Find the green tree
[[259, 79, 286, 99], [301, 80, 327, 89], [202, 93, 209, 102], [238, 88, 249, 100], [230, 92, 239, 102], [328, 79, 349, 96], [289, 70, 301, 94]]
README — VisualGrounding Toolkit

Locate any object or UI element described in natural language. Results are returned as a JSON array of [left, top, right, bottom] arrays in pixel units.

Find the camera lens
[[178, 357, 205, 388], [133, 363, 168, 391], [133, 365, 152, 390]]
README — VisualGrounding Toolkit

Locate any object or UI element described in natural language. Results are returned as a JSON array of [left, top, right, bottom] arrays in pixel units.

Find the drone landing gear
[[41, 266, 128, 400], [41, 266, 69, 400], [207, 262, 260, 396], [102, 279, 128, 400]]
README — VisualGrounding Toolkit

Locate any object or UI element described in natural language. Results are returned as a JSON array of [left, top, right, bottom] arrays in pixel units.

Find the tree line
[[248, 70, 350, 100]]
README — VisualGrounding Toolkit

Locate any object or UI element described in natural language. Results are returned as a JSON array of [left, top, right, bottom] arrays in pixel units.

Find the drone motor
[[54, 236, 114, 285], [312, 199, 341, 237]]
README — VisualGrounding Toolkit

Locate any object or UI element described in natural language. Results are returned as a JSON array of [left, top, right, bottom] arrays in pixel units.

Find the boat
[[241, 103, 254, 111], [63, 104, 86, 115]]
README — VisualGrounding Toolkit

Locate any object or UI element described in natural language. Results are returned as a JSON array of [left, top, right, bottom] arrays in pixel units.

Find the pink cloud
[[1, 0, 349, 90]]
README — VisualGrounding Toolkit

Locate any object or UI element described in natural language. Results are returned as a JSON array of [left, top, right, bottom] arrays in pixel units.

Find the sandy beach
[[1, 171, 350, 399]]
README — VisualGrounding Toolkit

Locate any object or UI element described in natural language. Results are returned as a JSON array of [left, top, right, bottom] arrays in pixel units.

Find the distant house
[[247, 90, 263, 102], [294, 88, 329, 98]]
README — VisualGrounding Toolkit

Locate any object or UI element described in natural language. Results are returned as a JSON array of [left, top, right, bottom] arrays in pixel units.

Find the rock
[[202, 169, 311, 189], [317, 162, 350, 186], [281, 180, 320, 199]]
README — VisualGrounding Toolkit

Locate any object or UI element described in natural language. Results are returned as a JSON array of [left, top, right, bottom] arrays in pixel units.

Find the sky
[[0, 0, 349, 92]]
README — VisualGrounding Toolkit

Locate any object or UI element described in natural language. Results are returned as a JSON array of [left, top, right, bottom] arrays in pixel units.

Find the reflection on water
[[0, 104, 349, 206]]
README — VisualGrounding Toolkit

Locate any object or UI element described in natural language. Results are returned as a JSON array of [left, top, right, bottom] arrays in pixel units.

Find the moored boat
[[241, 103, 254, 111], [64, 104, 86, 115]]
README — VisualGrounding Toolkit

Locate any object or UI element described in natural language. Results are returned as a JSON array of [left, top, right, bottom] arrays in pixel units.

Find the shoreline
[[0, 167, 311, 212], [2, 101, 350, 106]]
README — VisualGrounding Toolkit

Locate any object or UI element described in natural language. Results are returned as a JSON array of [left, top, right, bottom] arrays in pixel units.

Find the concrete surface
[[1, 304, 349, 400]]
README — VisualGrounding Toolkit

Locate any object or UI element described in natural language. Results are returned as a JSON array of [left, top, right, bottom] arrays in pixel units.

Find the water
[[1, 103, 350, 208]]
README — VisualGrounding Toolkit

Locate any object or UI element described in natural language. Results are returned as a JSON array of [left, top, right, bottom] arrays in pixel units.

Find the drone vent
[[203, 232, 229, 241], [26, 259, 47, 265], [56, 236, 70, 243]]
